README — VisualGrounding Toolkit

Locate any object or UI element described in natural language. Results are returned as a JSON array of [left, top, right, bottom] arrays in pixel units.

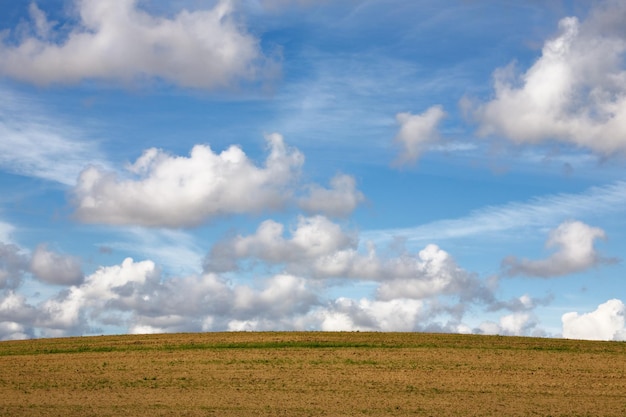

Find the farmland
[[0, 332, 625, 416]]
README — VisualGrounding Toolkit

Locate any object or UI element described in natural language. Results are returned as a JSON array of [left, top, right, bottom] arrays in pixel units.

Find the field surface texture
[[0, 332, 625, 416]]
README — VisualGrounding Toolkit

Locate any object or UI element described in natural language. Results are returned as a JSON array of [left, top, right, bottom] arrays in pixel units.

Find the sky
[[0, 0, 625, 341]]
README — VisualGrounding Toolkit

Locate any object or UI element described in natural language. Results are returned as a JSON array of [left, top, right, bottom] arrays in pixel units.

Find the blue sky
[[0, 0, 625, 340]]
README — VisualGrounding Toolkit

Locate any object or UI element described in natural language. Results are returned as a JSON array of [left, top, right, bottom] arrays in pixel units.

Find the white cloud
[[129, 324, 163, 335], [72, 133, 304, 227], [502, 220, 612, 278], [311, 241, 490, 310], [30, 244, 83, 286], [36, 257, 159, 333], [469, 2, 626, 154], [562, 299, 626, 341], [28, 3, 54, 38], [0, 291, 37, 330], [0, 227, 498, 337], [393, 105, 446, 165], [26, 256, 321, 337], [477, 312, 537, 337], [1, 238, 85, 290], [0, 245, 552, 337], [0, 321, 31, 340], [317, 298, 424, 332], [205, 215, 355, 272], [299, 174, 365, 217], [0, 222, 13, 243], [310, 245, 380, 280], [232, 274, 317, 320], [0, 0, 276, 89], [499, 313, 536, 336], [375, 244, 480, 301], [0, 243, 29, 290], [206, 216, 493, 319]]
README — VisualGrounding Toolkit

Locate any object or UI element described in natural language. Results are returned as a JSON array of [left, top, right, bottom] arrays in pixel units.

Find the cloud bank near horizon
[[2, 210, 623, 340]]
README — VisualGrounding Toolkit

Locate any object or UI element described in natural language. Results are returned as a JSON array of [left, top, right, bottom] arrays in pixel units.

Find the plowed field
[[0, 332, 625, 416]]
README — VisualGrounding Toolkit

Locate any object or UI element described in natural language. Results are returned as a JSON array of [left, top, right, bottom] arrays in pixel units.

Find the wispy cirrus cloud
[[107, 227, 205, 276], [365, 181, 626, 243], [0, 221, 14, 243], [0, 86, 108, 186]]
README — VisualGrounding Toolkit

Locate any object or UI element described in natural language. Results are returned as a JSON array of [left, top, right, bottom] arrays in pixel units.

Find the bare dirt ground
[[0, 332, 625, 416]]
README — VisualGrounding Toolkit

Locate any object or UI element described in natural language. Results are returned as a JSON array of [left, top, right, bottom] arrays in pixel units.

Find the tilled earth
[[0, 332, 625, 416]]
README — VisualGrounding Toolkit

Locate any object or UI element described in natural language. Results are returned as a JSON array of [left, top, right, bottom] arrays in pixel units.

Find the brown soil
[[0, 332, 624, 416]]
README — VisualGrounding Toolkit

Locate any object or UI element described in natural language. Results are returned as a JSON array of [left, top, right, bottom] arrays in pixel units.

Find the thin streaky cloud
[[0, 221, 14, 243], [365, 181, 626, 243], [105, 228, 205, 276], [0, 86, 108, 186]]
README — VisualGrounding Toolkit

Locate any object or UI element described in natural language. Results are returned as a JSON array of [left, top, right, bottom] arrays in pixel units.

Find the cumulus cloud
[[0, 291, 38, 335], [0, 245, 543, 339], [393, 105, 446, 165], [562, 299, 626, 341], [0, 321, 31, 341], [0, 243, 30, 289], [477, 312, 539, 337], [299, 174, 365, 217], [0, 221, 560, 339], [32, 257, 320, 337], [0, 239, 85, 290], [468, 1, 626, 154], [313, 294, 526, 334], [205, 216, 494, 322], [309, 242, 493, 316], [205, 215, 355, 272], [231, 274, 318, 320], [375, 244, 482, 301], [72, 133, 304, 227], [36, 257, 160, 334], [3, 243, 92, 340], [0, 212, 516, 339], [502, 220, 614, 278], [0, 0, 276, 88], [316, 298, 424, 332], [30, 244, 83, 286]]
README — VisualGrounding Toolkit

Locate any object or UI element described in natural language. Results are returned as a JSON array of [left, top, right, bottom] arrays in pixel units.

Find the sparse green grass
[[0, 332, 625, 416]]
